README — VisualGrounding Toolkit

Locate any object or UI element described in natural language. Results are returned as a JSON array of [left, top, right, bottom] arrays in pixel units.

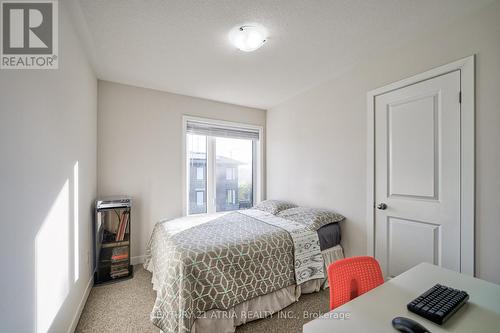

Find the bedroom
[[1, 0, 500, 332]]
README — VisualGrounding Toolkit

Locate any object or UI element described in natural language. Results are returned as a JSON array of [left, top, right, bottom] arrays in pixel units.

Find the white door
[[374, 70, 461, 278]]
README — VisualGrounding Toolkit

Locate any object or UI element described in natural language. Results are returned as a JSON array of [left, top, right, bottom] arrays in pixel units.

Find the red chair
[[327, 256, 384, 310]]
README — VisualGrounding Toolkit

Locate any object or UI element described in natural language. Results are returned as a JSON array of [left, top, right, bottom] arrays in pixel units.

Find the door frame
[[366, 55, 475, 276]]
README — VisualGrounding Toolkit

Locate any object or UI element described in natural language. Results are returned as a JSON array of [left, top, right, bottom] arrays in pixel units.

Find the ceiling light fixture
[[229, 25, 267, 52]]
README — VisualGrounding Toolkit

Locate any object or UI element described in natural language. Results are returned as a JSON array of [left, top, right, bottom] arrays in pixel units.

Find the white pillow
[[252, 200, 298, 215], [277, 207, 345, 230]]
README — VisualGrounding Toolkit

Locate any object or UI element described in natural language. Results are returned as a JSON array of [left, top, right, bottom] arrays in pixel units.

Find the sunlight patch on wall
[[73, 161, 79, 282], [36, 180, 70, 333]]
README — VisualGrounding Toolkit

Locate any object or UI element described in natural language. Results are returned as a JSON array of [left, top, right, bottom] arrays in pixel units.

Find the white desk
[[303, 263, 500, 333]]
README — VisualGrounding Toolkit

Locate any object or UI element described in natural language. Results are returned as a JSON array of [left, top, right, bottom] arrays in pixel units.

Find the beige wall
[[267, 1, 500, 284], [0, 2, 97, 332], [97, 81, 266, 260]]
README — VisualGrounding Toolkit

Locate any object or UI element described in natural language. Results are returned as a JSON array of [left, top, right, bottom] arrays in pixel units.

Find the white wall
[[97, 81, 266, 260], [267, 1, 500, 284], [0, 2, 97, 332]]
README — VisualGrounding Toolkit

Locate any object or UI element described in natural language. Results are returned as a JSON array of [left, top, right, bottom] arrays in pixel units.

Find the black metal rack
[[94, 197, 133, 284]]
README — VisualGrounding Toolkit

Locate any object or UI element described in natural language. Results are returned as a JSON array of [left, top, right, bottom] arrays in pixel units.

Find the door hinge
[[459, 91, 462, 104]]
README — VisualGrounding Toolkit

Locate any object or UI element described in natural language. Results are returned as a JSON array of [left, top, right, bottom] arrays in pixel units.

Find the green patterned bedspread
[[144, 210, 323, 333]]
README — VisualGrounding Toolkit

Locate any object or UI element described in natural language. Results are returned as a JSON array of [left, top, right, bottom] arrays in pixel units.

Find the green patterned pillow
[[252, 200, 298, 215], [277, 207, 344, 230]]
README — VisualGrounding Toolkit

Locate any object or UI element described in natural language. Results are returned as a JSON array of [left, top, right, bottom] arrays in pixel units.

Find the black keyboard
[[407, 284, 469, 325]]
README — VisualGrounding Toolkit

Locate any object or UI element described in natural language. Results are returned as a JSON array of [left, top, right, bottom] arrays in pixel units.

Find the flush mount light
[[229, 25, 267, 52]]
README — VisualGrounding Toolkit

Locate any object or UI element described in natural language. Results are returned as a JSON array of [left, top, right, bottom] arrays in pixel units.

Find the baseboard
[[131, 255, 145, 265], [67, 275, 93, 333], [66, 256, 143, 332]]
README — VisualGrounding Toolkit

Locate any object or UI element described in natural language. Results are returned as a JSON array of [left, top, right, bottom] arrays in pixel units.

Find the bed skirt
[[186, 244, 344, 333], [149, 245, 344, 333]]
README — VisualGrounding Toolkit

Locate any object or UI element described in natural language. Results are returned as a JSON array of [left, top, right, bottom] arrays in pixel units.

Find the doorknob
[[377, 203, 388, 210]]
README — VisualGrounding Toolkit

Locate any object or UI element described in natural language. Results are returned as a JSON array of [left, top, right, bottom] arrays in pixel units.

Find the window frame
[[182, 115, 263, 216]]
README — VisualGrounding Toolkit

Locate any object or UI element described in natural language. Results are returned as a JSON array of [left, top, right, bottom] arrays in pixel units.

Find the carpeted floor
[[76, 265, 330, 333]]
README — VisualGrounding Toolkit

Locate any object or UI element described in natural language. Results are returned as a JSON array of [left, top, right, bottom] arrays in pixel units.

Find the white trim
[[67, 275, 93, 333], [459, 57, 475, 276], [207, 136, 215, 213], [182, 115, 264, 216], [182, 116, 188, 215], [131, 255, 145, 265], [366, 55, 475, 276]]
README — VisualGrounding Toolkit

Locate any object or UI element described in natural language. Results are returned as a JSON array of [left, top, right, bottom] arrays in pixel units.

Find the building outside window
[[187, 136, 208, 214]]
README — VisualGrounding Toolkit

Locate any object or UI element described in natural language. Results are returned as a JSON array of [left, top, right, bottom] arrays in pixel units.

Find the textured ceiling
[[76, 0, 493, 109]]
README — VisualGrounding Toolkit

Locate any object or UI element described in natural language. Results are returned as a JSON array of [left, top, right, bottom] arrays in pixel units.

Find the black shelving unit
[[94, 197, 133, 285]]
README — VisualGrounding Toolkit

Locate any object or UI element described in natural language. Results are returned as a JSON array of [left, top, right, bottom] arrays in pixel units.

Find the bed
[[144, 203, 344, 333]]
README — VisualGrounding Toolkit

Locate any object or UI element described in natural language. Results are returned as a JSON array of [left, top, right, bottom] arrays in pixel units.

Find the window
[[196, 191, 204, 206], [226, 168, 236, 180], [196, 167, 204, 180], [226, 189, 236, 205], [184, 117, 261, 215]]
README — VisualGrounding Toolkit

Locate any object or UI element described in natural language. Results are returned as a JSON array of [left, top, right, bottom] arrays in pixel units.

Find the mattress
[[317, 222, 341, 250]]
